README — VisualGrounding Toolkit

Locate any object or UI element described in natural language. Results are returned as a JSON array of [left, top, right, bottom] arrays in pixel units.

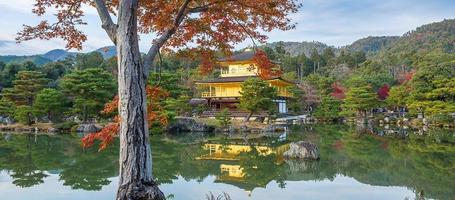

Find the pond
[[0, 125, 454, 200]]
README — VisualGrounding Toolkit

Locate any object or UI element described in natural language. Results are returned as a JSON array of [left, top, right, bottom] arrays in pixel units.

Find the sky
[[0, 0, 454, 55]]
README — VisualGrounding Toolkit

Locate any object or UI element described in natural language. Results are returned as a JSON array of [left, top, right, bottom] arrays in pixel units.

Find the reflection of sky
[[0, 171, 415, 200]]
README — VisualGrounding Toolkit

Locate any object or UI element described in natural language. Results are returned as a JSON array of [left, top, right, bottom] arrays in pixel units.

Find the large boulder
[[76, 124, 102, 133], [284, 141, 320, 160], [167, 117, 215, 133]]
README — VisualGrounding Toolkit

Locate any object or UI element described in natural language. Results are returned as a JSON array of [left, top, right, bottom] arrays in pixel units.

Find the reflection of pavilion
[[195, 142, 289, 192], [196, 143, 289, 161], [196, 143, 288, 161]]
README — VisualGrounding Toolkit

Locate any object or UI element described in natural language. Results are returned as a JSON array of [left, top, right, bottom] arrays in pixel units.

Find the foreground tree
[[17, 0, 300, 199], [239, 78, 277, 121]]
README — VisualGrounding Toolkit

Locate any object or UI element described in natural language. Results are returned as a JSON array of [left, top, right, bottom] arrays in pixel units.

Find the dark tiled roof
[[219, 50, 255, 62]]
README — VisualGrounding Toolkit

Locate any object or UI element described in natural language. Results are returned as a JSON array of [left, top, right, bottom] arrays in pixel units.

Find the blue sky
[[0, 0, 454, 55]]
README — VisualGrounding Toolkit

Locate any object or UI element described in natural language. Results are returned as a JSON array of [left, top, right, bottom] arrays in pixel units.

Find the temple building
[[196, 49, 294, 115]]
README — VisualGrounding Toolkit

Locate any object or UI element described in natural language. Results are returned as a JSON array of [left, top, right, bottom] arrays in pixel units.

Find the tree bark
[[116, 0, 164, 199]]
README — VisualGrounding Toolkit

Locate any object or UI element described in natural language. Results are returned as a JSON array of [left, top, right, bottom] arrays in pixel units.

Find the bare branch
[[93, 0, 118, 44]]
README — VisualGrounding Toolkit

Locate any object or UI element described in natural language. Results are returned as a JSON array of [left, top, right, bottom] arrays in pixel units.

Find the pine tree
[[342, 85, 379, 118], [33, 88, 66, 122], [239, 78, 277, 121], [60, 68, 116, 122]]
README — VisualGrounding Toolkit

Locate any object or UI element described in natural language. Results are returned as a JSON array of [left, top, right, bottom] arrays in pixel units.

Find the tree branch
[[93, 0, 118, 44], [143, 0, 192, 77], [188, 0, 235, 14]]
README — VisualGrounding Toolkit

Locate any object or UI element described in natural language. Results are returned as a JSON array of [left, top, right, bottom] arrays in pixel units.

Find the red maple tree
[[17, 0, 301, 198], [252, 49, 283, 79], [377, 84, 390, 101], [82, 86, 169, 151], [331, 82, 346, 100]]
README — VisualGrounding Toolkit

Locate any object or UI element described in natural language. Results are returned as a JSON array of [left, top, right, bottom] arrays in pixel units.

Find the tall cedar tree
[[16, 0, 300, 199]]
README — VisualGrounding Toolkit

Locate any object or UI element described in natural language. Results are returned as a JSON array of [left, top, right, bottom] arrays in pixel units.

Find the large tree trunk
[[116, 0, 164, 199]]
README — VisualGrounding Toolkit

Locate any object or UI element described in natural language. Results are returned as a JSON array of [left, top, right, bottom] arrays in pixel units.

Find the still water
[[0, 125, 454, 200]]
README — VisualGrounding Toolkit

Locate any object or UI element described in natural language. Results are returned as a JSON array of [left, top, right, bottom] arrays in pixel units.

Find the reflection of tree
[[0, 135, 48, 188], [1, 126, 454, 199], [336, 127, 455, 200], [0, 134, 118, 190], [10, 169, 48, 188], [237, 146, 285, 190], [59, 145, 118, 191]]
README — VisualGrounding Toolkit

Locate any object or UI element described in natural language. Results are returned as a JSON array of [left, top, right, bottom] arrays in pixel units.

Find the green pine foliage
[[215, 108, 231, 128], [33, 88, 67, 122], [313, 96, 341, 121], [0, 98, 16, 117], [239, 78, 277, 121], [2, 71, 49, 106], [60, 68, 116, 122], [342, 85, 379, 117]]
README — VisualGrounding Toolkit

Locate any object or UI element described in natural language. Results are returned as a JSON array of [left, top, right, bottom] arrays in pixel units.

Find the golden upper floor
[[196, 77, 293, 98]]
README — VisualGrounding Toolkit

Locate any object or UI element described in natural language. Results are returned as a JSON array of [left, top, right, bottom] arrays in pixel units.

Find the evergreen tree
[[1, 71, 49, 125], [33, 88, 67, 122], [2, 71, 49, 106], [239, 78, 277, 121], [60, 68, 116, 122], [0, 98, 15, 118], [313, 96, 341, 121], [215, 108, 231, 128], [74, 52, 104, 70], [342, 85, 379, 118]]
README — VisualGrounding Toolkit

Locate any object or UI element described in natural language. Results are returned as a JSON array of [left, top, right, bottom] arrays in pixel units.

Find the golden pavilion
[[196, 49, 294, 114]]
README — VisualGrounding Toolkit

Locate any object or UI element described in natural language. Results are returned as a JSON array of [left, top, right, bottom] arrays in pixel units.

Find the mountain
[[264, 38, 398, 57], [264, 41, 332, 56], [0, 55, 52, 65], [95, 46, 117, 59], [42, 49, 78, 61], [0, 45, 117, 65], [345, 36, 400, 55]]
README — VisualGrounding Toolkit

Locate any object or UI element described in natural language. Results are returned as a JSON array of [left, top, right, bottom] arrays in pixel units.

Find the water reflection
[[0, 125, 454, 200]]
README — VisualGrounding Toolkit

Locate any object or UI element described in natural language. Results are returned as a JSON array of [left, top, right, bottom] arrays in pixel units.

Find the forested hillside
[[345, 36, 400, 55], [0, 19, 453, 126], [375, 19, 455, 66], [264, 41, 331, 56]]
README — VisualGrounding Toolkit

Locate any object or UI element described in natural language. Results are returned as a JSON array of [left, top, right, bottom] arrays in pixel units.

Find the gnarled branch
[[93, 0, 118, 44]]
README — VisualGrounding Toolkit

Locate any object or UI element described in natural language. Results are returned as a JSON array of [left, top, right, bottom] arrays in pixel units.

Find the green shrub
[[54, 121, 78, 131]]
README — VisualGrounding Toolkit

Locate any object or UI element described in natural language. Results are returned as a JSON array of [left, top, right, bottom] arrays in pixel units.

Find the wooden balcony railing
[[201, 92, 216, 97]]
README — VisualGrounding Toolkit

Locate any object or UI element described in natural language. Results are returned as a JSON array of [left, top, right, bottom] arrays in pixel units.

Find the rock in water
[[283, 141, 320, 160]]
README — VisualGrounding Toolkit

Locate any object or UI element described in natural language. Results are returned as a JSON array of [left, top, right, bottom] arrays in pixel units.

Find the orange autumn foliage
[[82, 86, 169, 151], [17, 0, 301, 74], [252, 49, 283, 79]]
